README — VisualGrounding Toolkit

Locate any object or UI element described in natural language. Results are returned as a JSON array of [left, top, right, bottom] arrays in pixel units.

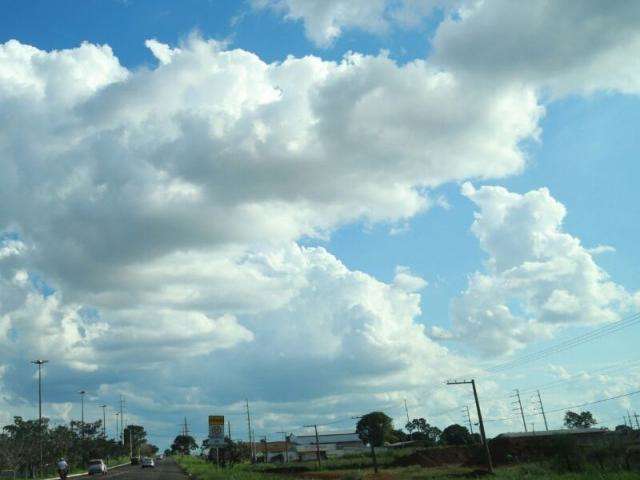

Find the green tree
[[440, 424, 472, 446], [123, 425, 147, 456], [564, 411, 597, 429], [356, 412, 394, 447], [405, 418, 441, 446], [356, 412, 393, 473], [171, 435, 197, 455]]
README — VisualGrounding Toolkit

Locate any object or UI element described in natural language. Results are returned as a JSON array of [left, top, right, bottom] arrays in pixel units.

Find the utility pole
[[129, 425, 134, 458], [114, 412, 120, 440], [634, 412, 640, 430], [277, 431, 289, 463], [628, 410, 634, 430], [246, 399, 255, 463], [463, 405, 474, 435], [228, 421, 231, 440], [119, 396, 126, 444], [535, 390, 549, 431], [512, 389, 527, 432], [31, 359, 48, 478], [262, 436, 268, 462], [404, 399, 411, 425], [79, 390, 86, 440], [303, 424, 321, 469], [447, 379, 493, 474], [99, 405, 107, 437]]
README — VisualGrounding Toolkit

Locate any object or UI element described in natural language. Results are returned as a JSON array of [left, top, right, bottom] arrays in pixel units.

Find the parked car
[[87, 459, 107, 476], [130, 456, 140, 465], [141, 457, 155, 468]]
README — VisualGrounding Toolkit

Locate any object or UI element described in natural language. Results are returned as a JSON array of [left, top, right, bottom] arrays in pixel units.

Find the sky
[[0, 0, 639, 448]]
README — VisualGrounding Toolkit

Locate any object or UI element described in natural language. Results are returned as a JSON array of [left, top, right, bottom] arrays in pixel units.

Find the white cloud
[[432, 1, 640, 97], [393, 266, 428, 292], [252, 0, 446, 47], [451, 183, 633, 356], [0, 36, 543, 306], [258, 1, 640, 99]]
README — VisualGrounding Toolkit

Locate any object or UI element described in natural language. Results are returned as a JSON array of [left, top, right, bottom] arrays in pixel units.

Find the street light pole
[[31, 359, 48, 477], [79, 390, 86, 440], [99, 405, 107, 437], [114, 412, 120, 441]]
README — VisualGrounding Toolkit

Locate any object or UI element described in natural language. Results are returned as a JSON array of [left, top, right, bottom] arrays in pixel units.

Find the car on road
[[130, 456, 140, 465], [87, 459, 107, 476], [141, 457, 155, 468]]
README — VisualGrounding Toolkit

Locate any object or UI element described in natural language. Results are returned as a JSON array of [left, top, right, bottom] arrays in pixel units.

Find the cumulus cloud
[[252, 0, 455, 47], [0, 36, 542, 304], [451, 183, 632, 356], [259, 1, 640, 99], [1, 12, 637, 436], [432, 0, 640, 97]]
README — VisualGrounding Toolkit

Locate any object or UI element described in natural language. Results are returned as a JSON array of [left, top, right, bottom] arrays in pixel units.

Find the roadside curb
[[43, 462, 131, 480]]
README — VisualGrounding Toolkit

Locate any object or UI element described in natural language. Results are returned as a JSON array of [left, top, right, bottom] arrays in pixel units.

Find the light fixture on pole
[[31, 359, 48, 478]]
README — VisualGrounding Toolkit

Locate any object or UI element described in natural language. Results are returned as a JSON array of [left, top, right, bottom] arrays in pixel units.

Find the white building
[[290, 432, 366, 460]]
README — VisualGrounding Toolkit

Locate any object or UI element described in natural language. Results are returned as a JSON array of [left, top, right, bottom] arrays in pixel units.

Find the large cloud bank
[[1, 0, 639, 435], [451, 184, 636, 356]]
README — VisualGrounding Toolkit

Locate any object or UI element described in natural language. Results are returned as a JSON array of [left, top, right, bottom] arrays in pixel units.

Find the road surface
[[105, 459, 188, 480]]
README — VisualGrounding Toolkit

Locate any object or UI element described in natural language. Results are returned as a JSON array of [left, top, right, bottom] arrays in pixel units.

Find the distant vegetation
[[0, 416, 156, 478]]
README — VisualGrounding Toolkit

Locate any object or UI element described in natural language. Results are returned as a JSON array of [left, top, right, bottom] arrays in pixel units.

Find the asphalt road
[[104, 460, 188, 480]]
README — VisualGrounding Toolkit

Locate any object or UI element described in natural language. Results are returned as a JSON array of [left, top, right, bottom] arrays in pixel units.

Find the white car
[[87, 459, 107, 476], [141, 457, 155, 468]]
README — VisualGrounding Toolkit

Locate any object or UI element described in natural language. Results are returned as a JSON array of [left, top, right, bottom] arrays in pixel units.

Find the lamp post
[[31, 359, 48, 477], [114, 412, 120, 441], [79, 390, 86, 440], [99, 405, 107, 437]]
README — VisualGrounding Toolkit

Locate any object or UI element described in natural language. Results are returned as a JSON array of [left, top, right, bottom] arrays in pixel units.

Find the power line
[[484, 388, 640, 423], [484, 312, 640, 374]]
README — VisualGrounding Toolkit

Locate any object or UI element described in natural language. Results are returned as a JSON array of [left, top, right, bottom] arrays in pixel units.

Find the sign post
[[208, 415, 225, 466]]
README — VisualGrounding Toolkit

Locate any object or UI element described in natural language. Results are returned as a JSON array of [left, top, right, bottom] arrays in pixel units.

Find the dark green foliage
[[564, 411, 597, 429], [0, 416, 127, 477], [405, 418, 442, 446], [355, 412, 394, 447], [440, 424, 472, 446], [171, 434, 198, 455]]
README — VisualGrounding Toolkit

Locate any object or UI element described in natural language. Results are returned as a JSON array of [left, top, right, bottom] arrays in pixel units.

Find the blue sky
[[1, 0, 639, 448]]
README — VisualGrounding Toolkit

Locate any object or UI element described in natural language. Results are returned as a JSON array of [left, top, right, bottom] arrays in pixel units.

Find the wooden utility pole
[[463, 405, 474, 435], [246, 400, 255, 463], [535, 390, 549, 431], [447, 379, 493, 474], [262, 436, 268, 463], [404, 399, 411, 424], [303, 424, 321, 469], [277, 431, 289, 463], [512, 389, 527, 432]]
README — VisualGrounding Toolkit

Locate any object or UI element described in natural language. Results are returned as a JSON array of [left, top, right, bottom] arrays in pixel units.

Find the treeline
[[0, 416, 156, 477], [356, 411, 480, 448]]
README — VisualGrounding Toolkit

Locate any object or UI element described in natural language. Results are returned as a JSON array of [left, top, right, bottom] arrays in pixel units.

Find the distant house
[[290, 432, 366, 459], [255, 441, 297, 463]]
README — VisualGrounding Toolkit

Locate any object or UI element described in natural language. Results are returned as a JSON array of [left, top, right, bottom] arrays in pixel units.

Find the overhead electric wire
[[484, 388, 640, 423], [517, 358, 640, 395], [484, 311, 640, 374]]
